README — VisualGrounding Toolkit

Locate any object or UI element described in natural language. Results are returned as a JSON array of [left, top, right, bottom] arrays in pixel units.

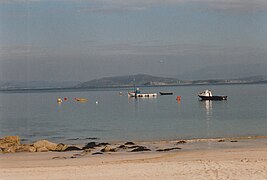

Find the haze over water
[[0, 84, 267, 144]]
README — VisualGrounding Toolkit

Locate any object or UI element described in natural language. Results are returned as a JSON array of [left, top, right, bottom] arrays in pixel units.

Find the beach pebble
[[241, 158, 249, 162], [52, 156, 67, 159], [71, 154, 83, 158], [101, 146, 117, 152], [63, 146, 82, 151], [156, 147, 182, 152], [83, 149, 91, 153]]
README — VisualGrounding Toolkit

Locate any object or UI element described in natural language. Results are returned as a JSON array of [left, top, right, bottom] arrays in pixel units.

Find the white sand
[[1, 146, 267, 180]]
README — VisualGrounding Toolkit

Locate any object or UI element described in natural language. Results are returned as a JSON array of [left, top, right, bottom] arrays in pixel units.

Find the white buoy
[[96, 101, 98, 104]]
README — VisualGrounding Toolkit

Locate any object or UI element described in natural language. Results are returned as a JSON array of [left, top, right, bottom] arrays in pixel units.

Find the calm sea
[[0, 84, 267, 144]]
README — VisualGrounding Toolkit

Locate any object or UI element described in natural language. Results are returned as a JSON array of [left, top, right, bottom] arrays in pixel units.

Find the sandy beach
[[1, 137, 267, 180]]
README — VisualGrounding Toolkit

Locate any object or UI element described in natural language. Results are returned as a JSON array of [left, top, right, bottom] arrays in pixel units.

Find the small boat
[[74, 98, 88, 102], [198, 90, 227, 101], [128, 88, 157, 98], [159, 91, 173, 95]]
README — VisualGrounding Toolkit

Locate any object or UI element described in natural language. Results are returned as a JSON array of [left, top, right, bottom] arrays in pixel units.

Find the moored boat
[[128, 88, 157, 98], [159, 91, 173, 95], [198, 90, 227, 101], [74, 98, 88, 102]]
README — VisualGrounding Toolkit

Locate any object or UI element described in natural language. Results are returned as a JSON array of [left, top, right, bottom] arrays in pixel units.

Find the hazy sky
[[1, 0, 267, 82]]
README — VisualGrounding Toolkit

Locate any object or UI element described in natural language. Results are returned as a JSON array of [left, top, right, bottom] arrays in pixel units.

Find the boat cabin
[[199, 90, 213, 97]]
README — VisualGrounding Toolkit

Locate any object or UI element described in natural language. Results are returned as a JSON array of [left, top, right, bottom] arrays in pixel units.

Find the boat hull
[[198, 95, 227, 101], [128, 92, 157, 98], [159, 92, 173, 95]]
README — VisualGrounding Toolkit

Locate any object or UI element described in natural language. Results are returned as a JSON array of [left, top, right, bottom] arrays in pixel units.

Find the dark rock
[[83, 142, 97, 149], [230, 140, 238, 142], [177, 140, 187, 144], [118, 145, 127, 149], [156, 147, 181, 152], [71, 154, 82, 158], [125, 142, 135, 145], [63, 146, 82, 151], [218, 139, 225, 142], [92, 152, 103, 155], [55, 143, 68, 151], [131, 146, 151, 152], [82, 142, 110, 150], [128, 145, 142, 149]]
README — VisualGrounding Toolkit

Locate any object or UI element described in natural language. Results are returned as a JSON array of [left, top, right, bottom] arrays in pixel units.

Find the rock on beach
[[0, 136, 21, 153], [33, 140, 58, 151], [0, 136, 71, 153]]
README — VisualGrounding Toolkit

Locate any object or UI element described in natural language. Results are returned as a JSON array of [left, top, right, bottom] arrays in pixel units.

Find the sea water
[[0, 84, 267, 144]]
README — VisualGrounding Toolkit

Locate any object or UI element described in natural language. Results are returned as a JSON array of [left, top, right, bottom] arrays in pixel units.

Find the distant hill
[[76, 74, 267, 88], [75, 74, 183, 88], [177, 63, 267, 80], [1, 74, 267, 91]]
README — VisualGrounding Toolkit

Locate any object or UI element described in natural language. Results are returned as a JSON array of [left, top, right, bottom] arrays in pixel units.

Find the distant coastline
[[1, 79, 267, 93]]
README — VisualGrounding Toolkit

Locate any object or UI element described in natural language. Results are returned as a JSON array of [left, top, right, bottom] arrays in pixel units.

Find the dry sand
[[1, 138, 267, 180]]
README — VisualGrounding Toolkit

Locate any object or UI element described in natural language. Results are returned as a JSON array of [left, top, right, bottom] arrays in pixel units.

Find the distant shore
[[1, 136, 267, 179], [1, 80, 267, 93]]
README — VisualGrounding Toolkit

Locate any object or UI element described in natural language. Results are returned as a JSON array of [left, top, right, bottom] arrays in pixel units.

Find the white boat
[[198, 90, 227, 101], [128, 88, 157, 98]]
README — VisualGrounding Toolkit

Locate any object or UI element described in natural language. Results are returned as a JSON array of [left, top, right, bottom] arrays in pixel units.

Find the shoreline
[[20, 134, 267, 145], [1, 136, 267, 179], [2, 135, 267, 153]]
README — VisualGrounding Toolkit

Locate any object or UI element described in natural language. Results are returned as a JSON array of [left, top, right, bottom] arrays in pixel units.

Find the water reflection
[[204, 100, 213, 118], [200, 100, 213, 148]]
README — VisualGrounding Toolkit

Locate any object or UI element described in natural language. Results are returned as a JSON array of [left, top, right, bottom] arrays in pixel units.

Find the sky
[[0, 0, 267, 82]]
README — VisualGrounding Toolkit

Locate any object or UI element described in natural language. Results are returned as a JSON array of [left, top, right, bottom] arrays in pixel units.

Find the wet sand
[[1, 137, 267, 179]]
